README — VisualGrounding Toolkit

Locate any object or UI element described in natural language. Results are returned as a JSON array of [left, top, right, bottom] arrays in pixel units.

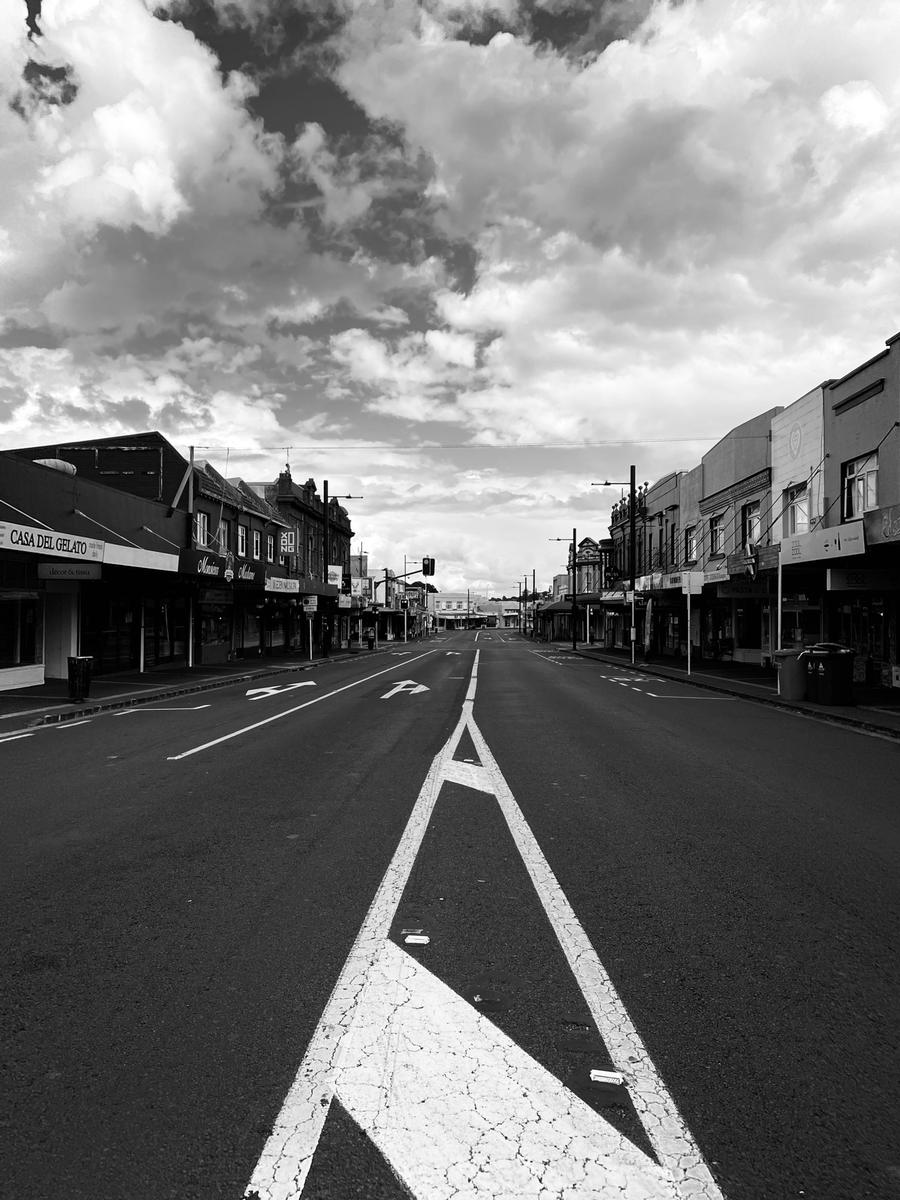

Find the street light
[[592, 467, 644, 666], [549, 528, 577, 651]]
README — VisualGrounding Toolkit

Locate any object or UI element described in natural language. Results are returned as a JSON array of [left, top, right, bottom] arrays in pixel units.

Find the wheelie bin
[[774, 650, 806, 700], [809, 643, 854, 705], [67, 655, 93, 701]]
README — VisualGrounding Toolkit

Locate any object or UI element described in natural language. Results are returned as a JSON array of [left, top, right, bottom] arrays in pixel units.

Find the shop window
[[842, 453, 877, 520], [194, 511, 209, 547], [238, 524, 248, 557], [741, 501, 761, 549], [252, 530, 261, 560], [684, 526, 697, 562], [783, 485, 808, 536], [0, 594, 42, 668]]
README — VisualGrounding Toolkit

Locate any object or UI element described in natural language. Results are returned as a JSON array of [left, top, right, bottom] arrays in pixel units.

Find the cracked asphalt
[[2, 631, 898, 1199]]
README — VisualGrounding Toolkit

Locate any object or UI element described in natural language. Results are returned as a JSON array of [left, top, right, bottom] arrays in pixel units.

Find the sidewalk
[[543, 640, 900, 741], [0, 645, 385, 730]]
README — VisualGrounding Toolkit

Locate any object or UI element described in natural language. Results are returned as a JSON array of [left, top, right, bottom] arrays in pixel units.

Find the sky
[[2, 0, 899, 595]]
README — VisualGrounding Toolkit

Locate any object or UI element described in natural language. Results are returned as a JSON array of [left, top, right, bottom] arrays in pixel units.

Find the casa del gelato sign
[[0, 521, 104, 561]]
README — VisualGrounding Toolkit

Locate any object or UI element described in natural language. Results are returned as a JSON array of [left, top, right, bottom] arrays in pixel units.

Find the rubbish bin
[[365, 631, 375, 651], [774, 650, 806, 700], [67, 655, 93, 701], [800, 649, 819, 702], [809, 643, 855, 705]]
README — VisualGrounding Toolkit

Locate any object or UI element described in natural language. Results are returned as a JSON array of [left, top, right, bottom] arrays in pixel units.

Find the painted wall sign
[[0, 521, 103, 561], [781, 520, 865, 563], [37, 561, 102, 580]]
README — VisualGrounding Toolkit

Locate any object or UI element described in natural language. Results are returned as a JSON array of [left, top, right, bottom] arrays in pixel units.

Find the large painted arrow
[[380, 679, 429, 700], [246, 682, 316, 701]]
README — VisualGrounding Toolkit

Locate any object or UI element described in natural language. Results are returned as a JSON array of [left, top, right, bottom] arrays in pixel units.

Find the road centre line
[[167, 649, 439, 761]]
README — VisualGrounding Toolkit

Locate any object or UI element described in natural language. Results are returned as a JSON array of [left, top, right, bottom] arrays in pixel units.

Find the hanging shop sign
[[864, 504, 900, 545], [37, 561, 102, 580], [327, 563, 343, 587], [0, 521, 104, 562], [338, 594, 352, 608], [781, 520, 865, 564]]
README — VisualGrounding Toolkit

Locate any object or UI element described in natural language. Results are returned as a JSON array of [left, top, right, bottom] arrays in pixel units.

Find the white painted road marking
[[115, 705, 213, 715], [246, 682, 316, 701], [167, 649, 438, 760], [0, 733, 33, 744], [246, 651, 724, 1200], [380, 679, 430, 700]]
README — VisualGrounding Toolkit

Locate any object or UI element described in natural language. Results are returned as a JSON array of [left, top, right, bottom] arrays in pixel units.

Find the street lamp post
[[593, 466, 638, 665], [549, 528, 577, 651]]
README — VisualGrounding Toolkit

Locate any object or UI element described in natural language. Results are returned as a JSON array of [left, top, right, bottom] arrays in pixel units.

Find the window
[[842, 453, 877, 520], [194, 511, 209, 547], [784, 485, 808, 536], [741, 501, 761, 549], [238, 524, 247, 557], [684, 526, 697, 562], [709, 514, 724, 556], [669, 523, 677, 565], [252, 529, 261, 559], [266, 534, 274, 562], [219, 518, 232, 553]]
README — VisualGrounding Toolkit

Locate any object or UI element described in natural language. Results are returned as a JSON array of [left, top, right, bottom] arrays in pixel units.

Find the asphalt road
[[2, 631, 898, 1200]]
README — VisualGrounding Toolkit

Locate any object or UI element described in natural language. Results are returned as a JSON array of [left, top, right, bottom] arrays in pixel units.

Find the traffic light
[[422, 556, 435, 576]]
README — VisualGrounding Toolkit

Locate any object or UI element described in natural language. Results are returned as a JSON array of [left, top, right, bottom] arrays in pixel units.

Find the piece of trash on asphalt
[[590, 1069, 625, 1086]]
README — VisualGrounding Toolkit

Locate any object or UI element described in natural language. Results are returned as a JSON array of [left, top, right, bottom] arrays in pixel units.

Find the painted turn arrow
[[246, 682, 317, 701], [380, 679, 430, 700]]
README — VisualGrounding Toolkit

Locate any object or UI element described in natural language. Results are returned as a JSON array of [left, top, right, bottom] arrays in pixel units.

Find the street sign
[[302, 597, 318, 611]]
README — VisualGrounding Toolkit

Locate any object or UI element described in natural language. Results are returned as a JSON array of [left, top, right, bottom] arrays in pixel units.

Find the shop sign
[[826, 568, 900, 591], [37, 561, 102, 580], [266, 576, 300, 593], [179, 548, 229, 579], [703, 567, 730, 584], [0, 521, 103, 562], [717, 579, 770, 598], [234, 559, 266, 587], [661, 573, 683, 589], [338, 594, 352, 608], [327, 563, 343, 587], [781, 519, 865, 564], [864, 504, 900, 545]]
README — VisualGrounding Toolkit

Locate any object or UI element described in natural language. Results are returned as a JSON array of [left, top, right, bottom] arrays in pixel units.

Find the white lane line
[[246, 648, 723, 1200], [115, 705, 212, 716], [56, 719, 93, 727], [464, 720, 723, 1198], [167, 649, 438, 760], [0, 733, 33, 744], [645, 694, 738, 700]]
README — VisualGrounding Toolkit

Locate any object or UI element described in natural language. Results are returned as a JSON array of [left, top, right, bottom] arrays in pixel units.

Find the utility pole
[[532, 568, 536, 639], [548, 530, 577, 650], [593, 468, 638, 665]]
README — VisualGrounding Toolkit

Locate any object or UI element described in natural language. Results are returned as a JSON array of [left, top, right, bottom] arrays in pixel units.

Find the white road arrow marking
[[380, 679, 430, 700], [246, 651, 724, 1200], [246, 682, 316, 701]]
